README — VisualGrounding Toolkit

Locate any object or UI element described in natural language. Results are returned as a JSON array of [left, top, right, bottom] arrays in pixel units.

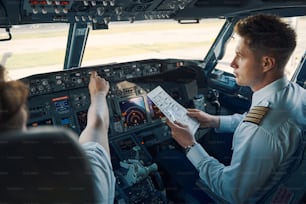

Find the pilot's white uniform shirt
[[83, 142, 116, 204], [187, 77, 306, 203]]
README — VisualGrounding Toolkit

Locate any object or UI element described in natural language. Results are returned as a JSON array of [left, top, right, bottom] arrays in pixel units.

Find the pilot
[[164, 14, 306, 203], [0, 66, 115, 203]]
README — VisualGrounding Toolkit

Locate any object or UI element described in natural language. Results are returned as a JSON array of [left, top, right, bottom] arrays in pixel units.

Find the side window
[[0, 23, 69, 79]]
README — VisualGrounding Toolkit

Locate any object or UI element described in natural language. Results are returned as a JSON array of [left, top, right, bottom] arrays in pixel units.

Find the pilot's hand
[[187, 109, 220, 128], [89, 71, 109, 97], [166, 119, 196, 148]]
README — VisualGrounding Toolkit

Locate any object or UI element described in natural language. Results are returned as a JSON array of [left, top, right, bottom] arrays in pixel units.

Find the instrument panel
[[21, 58, 205, 203], [22, 59, 201, 139], [22, 58, 204, 203]]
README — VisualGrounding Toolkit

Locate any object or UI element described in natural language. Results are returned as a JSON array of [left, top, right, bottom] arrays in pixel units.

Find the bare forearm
[[79, 92, 110, 155]]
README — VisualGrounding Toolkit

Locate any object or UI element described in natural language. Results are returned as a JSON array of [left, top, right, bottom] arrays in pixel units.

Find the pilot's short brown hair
[[0, 65, 29, 131], [234, 14, 297, 70]]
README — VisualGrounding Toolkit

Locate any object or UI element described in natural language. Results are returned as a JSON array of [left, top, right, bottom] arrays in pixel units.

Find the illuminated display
[[119, 96, 147, 127], [29, 118, 53, 127], [60, 117, 71, 127], [52, 96, 70, 113], [147, 97, 164, 120]]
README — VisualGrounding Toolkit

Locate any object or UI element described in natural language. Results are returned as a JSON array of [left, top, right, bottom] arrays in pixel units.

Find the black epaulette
[[243, 106, 270, 125]]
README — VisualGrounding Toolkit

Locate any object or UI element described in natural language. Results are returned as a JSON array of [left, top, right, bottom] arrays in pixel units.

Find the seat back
[[291, 51, 306, 88], [0, 126, 96, 204]]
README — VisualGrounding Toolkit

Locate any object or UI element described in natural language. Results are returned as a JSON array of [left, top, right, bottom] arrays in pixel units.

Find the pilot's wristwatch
[[184, 142, 197, 154]]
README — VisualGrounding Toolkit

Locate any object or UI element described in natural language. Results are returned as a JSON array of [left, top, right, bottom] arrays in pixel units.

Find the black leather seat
[[0, 126, 96, 204]]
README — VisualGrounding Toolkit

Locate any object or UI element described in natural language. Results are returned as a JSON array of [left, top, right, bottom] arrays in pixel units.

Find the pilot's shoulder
[[243, 83, 306, 127], [243, 106, 270, 126], [243, 104, 295, 130]]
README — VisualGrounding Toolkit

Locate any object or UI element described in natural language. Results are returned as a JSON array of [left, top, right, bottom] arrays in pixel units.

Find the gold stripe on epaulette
[[243, 106, 270, 125], [244, 117, 261, 124], [251, 106, 269, 111], [245, 113, 265, 120], [249, 109, 267, 115]]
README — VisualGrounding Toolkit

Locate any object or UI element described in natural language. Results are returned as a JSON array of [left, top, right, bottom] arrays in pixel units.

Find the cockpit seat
[[0, 126, 96, 203], [292, 51, 306, 89]]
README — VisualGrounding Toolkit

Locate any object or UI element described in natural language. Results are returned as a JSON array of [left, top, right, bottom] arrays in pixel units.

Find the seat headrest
[[0, 126, 96, 203]]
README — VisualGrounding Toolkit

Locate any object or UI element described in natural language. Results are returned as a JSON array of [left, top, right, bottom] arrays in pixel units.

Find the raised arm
[[79, 71, 110, 155]]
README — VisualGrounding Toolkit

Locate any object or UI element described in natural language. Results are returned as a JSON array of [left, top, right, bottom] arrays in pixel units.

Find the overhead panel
[[9, 0, 194, 26], [1, 0, 306, 27]]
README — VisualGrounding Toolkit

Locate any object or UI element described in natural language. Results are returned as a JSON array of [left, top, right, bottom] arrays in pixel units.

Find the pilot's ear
[[262, 56, 275, 72]]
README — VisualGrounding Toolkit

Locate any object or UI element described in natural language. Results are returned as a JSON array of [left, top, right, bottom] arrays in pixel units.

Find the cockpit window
[[216, 17, 306, 79], [1, 19, 226, 79], [0, 23, 69, 79], [9, 17, 306, 80], [82, 19, 224, 66]]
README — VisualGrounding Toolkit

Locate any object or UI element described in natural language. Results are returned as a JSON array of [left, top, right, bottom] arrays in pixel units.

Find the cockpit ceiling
[[1, 0, 306, 28], [181, 0, 306, 19]]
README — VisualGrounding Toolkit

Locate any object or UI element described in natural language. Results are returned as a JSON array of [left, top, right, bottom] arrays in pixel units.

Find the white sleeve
[[216, 113, 244, 133], [82, 142, 116, 204], [187, 123, 277, 203]]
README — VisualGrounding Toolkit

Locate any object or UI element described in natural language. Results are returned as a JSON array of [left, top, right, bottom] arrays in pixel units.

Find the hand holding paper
[[147, 86, 200, 135]]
